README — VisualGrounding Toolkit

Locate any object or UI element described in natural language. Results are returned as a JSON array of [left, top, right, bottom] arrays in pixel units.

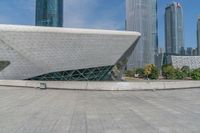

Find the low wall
[[0, 80, 200, 91]]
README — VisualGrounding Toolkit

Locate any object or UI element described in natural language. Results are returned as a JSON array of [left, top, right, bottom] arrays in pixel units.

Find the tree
[[144, 64, 159, 79]]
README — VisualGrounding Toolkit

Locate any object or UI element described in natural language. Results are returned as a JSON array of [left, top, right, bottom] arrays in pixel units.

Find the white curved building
[[0, 25, 140, 81]]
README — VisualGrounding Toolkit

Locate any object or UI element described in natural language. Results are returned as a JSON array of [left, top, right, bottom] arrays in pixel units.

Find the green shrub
[[135, 68, 145, 78], [191, 68, 200, 80], [125, 69, 135, 77], [162, 64, 176, 79], [175, 69, 187, 80], [149, 66, 159, 79]]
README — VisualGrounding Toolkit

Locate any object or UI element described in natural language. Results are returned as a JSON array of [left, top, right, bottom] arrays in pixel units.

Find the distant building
[[193, 48, 198, 56], [125, 0, 158, 68], [186, 47, 193, 56], [197, 17, 200, 55], [36, 0, 63, 27], [155, 48, 165, 69], [180, 47, 185, 55], [165, 2, 184, 55]]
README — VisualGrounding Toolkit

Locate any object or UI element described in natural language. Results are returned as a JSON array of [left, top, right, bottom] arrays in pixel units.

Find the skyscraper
[[36, 0, 63, 27], [125, 0, 158, 68], [186, 47, 193, 56], [165, 2, 184, 55], [197, 17, 200, 55]]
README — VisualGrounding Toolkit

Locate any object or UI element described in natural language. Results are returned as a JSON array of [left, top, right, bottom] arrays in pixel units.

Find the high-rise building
[[192, 48, 198, 56], [155, 48, 165, 69], [180, 47, 185, 55], [36, 0, 63, 27], [125, 0, 158, 68], [186, 47, 193, 56], [197, 17, 200, 55], [165, 2, 184, 55]]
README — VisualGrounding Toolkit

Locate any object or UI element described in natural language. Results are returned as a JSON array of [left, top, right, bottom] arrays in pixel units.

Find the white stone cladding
[[0, 25, 140, 80], [171, 56, 200, 69]]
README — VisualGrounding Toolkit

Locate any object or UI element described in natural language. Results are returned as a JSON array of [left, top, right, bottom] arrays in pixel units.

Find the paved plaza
[[0, 87, 200, 133]]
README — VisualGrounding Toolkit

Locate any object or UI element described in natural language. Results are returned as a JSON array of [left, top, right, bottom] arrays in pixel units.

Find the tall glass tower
[[197, 17, 200, 56], [165, 2, 184, 55], [36, 0, 63, 27], [125, 0, 158, 68]]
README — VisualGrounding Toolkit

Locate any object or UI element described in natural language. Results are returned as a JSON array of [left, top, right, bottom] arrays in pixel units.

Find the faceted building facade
[[197, 17, 200, 55], [125, 0, 158, 68], [165, 2, 184, 55], [0, 25, 140, 81], [36, 0, 63, 27]]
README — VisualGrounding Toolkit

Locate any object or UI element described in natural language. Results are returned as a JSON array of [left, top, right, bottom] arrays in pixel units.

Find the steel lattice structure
[[29, 66, 113, 81]]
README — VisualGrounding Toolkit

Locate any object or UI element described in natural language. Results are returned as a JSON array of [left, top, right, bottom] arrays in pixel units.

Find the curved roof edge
[[0, 24, 141, 36]]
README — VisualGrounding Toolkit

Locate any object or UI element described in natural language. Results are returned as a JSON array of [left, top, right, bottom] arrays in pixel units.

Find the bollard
[[40, 83, 47, 90]]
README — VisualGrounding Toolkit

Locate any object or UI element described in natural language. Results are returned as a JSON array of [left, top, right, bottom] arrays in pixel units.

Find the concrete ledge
[[0, 80, 200, 91]]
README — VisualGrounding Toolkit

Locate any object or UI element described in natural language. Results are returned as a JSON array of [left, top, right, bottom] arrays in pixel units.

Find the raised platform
[[0, 80, 200, 91]]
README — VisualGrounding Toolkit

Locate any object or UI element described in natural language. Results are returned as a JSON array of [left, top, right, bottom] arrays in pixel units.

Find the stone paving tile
[[0, 86, 200, 133]]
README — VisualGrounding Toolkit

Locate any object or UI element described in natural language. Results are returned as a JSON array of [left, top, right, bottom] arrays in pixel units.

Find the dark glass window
[[0, 61, 10, 72], [36, 0, 63, 27]]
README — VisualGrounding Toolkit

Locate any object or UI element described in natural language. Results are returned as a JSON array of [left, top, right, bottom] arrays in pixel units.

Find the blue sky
[[0, 0, 199, 48]]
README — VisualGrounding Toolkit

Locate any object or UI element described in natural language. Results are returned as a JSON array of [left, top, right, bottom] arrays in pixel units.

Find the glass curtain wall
[[36, 0, 63, 27], [126, 0, 158, 68]]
